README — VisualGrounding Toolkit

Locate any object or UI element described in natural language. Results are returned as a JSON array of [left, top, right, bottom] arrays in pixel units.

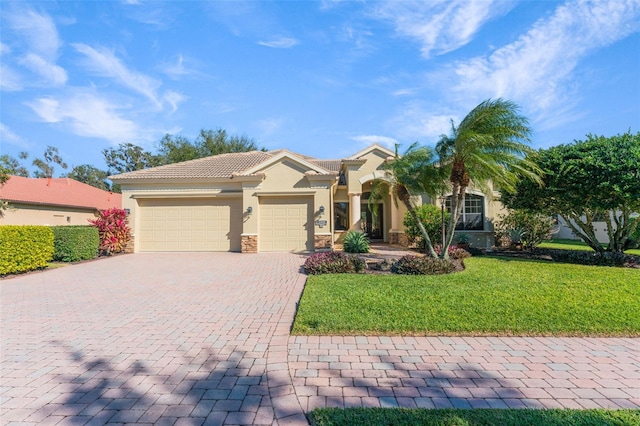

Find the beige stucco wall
[[0, 203, 99, 226], [117, 157, 336, 252], [119, 180, 244, 253]]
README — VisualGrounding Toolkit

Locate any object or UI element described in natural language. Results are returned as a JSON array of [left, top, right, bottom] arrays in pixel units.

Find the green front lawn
[[539, 238, 640, 255], [292, 257, 639, 336], [309, 408, 640, 426]]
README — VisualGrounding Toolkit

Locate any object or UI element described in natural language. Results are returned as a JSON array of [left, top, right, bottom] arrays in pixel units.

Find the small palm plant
[[342, 230, 370, 253]]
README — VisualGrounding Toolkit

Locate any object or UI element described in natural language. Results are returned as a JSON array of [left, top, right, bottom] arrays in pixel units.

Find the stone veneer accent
[[241, 235, 258, 253], [314, 234, 332, 251], [124, 237, 135, 254], [389, 231, 409, 247]]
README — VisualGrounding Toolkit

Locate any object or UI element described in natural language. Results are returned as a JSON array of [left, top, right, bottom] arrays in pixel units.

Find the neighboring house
[[0, 176, 122, 226], [110, 144, 503, 253]]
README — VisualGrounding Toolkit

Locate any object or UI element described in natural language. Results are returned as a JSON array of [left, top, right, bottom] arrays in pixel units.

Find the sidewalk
[[288, 336, 639, 411]]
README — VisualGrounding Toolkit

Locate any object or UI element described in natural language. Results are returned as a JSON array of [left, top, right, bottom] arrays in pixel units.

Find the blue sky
[[1, 0, 639, 175]]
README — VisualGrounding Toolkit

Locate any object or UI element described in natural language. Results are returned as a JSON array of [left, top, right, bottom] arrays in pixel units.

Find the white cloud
[[0, 123, 32, 149], [350, 135, 398, 150], [3, 7, 67, 90], [258, 36, 299, 48], [163, 90, 186, 113], [0, 65, 23, 91], [6, 7, 62, 60], [19, 53, 68, 86], [392, 88, 417, 96], [256, 118, 283, 136], [160, 54, 204, 80], [27, 93, 139, 143], [446, 0, 640, 125], [389, 101, 458, 143], [370, 0, 513, 57], [0, 42, 10, 55], [73, 43, 162, 107]]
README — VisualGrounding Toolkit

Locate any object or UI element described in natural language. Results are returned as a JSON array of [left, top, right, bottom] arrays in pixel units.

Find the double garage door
[[138, 196, 313, 252], [138, 198, 242, 252]]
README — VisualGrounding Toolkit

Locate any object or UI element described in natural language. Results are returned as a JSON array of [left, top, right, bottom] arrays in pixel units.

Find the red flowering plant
[[89, 208, 131, 255]]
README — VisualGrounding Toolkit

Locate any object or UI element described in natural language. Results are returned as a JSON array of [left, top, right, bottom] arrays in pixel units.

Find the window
[[446, 194, 484, 230], [334, 202, 349, 231]]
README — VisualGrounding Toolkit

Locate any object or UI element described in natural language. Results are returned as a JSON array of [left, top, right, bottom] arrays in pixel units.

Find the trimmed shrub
[[434, 245, 471, 259], [89, 208, 131, 255], [496, 209, 557, 250], [403, 204, 449, 249], [304, 251, 366, 275], [391, 255, 457, 275], [342, 231, 370, 253], [51, 226, 99, 262], [0, 226, 54, 275], [544, 249, 637, 268], [626, 218, 640, 249]]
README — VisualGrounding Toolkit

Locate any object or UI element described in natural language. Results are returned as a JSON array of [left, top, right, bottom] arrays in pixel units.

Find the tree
[[195, 128, 260, 157], [156, 134, 200, 164], [156, 128, 262, 165], [501, 131, 640, 253], [102, 142, 160, 175], [0, 164, 9, 218], [0, 154, 29, 177], [32, 146, 68, 178], [65, 164, 112, 191], [436, 98, 542, 258], [370, 143, 446, 258]]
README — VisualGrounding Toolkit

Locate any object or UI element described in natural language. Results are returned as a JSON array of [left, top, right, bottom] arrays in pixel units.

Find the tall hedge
[[51, 226, 99, 262], [0, 226, 54, 275]]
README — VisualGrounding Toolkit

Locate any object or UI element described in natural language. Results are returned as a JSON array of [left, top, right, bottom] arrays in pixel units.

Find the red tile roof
[[1, 176, 121, 211]]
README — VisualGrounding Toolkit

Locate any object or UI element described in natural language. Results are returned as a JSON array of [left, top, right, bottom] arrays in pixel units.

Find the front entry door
[[361, 203, 383, 240]]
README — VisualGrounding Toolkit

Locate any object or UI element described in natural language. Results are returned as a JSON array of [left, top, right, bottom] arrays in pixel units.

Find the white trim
[[241, 151, 330, 176], [348, 144, 395, 160], [130, 192, 242, 198], [255, 191, 316, 197], [358, 170, 390, 185]]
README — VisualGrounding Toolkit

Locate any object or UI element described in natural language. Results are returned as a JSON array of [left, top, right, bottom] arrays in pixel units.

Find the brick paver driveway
[[1, 253, 309, 425], [2, 253, 639, 425]]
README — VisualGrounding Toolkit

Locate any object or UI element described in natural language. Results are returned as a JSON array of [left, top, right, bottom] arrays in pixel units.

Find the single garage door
[[138, 198, 242, 252], [260, 197, 313, 252]]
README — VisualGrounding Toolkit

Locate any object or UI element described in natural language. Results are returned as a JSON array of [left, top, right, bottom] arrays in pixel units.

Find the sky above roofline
[[1, 1, 638, 175]]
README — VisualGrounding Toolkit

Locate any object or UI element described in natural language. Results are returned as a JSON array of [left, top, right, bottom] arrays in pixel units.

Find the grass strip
[[292, 257, 640, 336], [538, 238, 640, 255], [308, 408, 639, 426]]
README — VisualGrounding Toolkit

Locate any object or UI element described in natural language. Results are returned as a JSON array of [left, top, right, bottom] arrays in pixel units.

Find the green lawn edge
[[539, 238, 640, 255], [292, 257, 640, 337], [308, 408, 640, 426]]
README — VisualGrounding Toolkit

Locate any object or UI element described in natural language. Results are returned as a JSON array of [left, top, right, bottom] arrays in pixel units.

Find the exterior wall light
[[319, 205, 325, 213], [246, 206, 253, 215]]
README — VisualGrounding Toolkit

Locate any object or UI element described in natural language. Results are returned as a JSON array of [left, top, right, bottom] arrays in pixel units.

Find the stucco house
[[110, 144, 503, 253], [0, 176, 122, 226]]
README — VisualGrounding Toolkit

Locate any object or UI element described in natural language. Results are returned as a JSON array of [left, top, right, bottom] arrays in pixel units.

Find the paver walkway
[[288, 336, 639, 411], [1, 253, 638, 426]]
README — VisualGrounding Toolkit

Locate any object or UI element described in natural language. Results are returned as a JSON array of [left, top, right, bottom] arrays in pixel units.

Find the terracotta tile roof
[[110, 150, 338, 180], [1, 176, 121, 210], [109, 151, 275, 180], [310, 160, 341, 172]]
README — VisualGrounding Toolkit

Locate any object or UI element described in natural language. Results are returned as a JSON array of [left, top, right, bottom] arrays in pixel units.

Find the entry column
[[349, 192, 361, 231]]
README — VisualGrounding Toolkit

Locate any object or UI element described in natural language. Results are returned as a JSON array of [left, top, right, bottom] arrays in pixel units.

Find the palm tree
[[370, 143, 447, 258], [436, 98, 542, 258]]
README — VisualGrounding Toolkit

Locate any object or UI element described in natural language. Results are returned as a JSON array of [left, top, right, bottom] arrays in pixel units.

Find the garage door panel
[[139, 198, 241, 252], [259, 197, 313, 252]]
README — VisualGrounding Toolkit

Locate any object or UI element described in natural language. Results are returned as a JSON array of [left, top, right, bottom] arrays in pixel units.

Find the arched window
[[446, 194, 484, 230]]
